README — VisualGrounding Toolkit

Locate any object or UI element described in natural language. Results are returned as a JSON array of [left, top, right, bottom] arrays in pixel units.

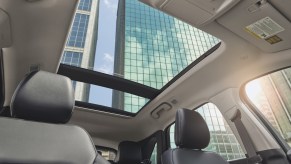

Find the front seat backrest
[[0, 71, 109, 164], [115, 141, 142, 164], [161, 108, 228, 164]]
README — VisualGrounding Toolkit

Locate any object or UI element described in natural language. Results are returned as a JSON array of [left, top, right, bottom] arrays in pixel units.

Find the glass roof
[[60, 0, 220, 115], [73, 82, 149, 113]]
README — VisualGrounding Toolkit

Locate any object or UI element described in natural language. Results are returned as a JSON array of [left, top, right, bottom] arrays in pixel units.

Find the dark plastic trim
[[229, 149, 288, 164], [75, 101, 135, 117], [0, 106, 10, 117], [58, 64, 159, 99], [139, 130, 165, 164]]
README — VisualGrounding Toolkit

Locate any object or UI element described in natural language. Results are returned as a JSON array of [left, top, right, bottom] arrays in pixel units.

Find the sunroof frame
[[58, 42, 221, 116]]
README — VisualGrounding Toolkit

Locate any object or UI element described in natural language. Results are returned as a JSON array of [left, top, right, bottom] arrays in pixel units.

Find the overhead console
[[217, 0, 291, 52], [140, 0, 241, 27]]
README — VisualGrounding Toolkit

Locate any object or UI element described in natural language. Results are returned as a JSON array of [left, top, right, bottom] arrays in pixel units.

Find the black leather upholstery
[[175, 108, 210, 149], [11, 71, 74, 123], [162, 108, 228, 164], [0, 71, 110, 164], [162, 149, 228, 164], [0, 117, 98, 163], [115, 141, 142, 164]]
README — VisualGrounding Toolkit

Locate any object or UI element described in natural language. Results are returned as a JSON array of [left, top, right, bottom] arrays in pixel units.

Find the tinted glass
[[61, 0, 220, 113], [246, 67, 291, 146], [72, 81, 149, 113], [150, 144, 157, 164]]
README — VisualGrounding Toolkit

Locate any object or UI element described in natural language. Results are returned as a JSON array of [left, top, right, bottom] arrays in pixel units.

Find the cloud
[[104, 0, 117, 11], [97, 65, 112, 74], [104, 53, 114, 63], [96, 53, 114, 74]]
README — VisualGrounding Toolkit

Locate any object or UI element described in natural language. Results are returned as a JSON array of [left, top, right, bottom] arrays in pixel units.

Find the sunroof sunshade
[[60, 0, 220, 115]]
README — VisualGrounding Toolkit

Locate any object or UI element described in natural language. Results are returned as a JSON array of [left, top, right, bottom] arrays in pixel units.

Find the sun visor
[[0, 8, 12, 48], [217, 0, 291, 52], [140, 0, 241, 27]]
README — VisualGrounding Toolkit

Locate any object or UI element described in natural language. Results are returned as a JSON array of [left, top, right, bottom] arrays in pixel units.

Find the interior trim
[[0, 49, 5, 110], [75, 101, 136, 117], [58, 64, 159, 99]]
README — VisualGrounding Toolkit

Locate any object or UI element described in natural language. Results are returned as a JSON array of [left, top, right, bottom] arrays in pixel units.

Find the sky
[[88, 0, 119, 106]]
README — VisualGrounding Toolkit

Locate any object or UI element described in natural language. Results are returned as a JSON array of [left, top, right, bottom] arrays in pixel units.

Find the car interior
[[1, 0, 291, 164]]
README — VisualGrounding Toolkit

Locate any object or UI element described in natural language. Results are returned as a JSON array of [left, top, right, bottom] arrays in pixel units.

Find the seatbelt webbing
[[231, 109, 262, 164]]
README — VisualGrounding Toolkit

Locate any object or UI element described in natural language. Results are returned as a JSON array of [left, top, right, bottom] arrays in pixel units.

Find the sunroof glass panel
[[61, 0, 220, 88], [60, 0, 220, 114], [119, 0, 220, 89], [73, 81, 149, 113]]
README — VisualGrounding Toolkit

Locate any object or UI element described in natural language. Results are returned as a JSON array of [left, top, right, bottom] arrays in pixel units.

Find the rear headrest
[[175, 108, 210, 149], [115, 141, 142, 164], [11, 71, 74, 124]]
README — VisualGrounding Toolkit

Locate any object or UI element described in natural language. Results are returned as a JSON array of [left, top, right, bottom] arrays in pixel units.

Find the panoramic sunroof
[[72, 82, 149, 114], [59, 0, 220, 114]]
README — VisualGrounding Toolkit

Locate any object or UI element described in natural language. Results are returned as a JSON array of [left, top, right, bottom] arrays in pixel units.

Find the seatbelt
[[231, 109, 263, 164]]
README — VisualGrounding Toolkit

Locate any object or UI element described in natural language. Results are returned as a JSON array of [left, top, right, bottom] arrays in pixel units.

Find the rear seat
[[114, 141, 143, 164]]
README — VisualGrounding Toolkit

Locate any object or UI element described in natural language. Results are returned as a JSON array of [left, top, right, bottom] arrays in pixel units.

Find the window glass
[[169, 103, 245, 160], [72, 81, 149, 113], [78, 0, 92, 11], [60, 0, 220, 114], [150, 144, 157, 164], [66, 13, 89, 48], [246, 67, 291, 146]]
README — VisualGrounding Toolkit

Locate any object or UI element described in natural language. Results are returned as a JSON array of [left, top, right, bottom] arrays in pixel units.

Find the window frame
[[240, 66, 291, 153]]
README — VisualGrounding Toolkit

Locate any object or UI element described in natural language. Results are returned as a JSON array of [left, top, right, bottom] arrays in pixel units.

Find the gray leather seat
[[162, 108, 228, 164], [115, 141, 142, 164], [0, 71, 109, 164]]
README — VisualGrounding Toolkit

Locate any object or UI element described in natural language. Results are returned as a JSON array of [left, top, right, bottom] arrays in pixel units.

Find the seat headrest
[[11, 71, 74, 124], [175, 108, 210, 149], [115, 141, 142, 164]]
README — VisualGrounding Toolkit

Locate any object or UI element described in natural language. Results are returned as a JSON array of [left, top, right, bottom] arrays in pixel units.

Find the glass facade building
[[61, 0, 99, 102], [113, 0, 220, 112]]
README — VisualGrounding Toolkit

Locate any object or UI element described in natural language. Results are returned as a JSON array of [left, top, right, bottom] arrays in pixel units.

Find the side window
[[245, 67, 291, 146], [169, 103, 245, 160], [150, 144, 157, 164]]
